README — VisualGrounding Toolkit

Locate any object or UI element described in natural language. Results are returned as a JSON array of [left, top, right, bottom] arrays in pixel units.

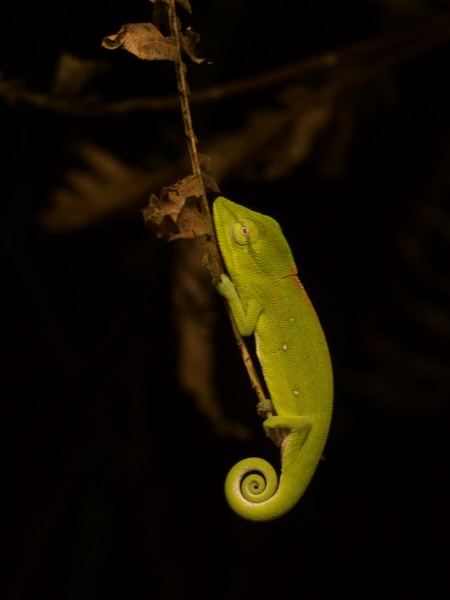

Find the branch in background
[[2, 12, 450, 115]]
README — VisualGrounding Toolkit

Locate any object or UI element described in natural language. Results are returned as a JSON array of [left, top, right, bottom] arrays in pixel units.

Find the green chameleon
[[213, 197, 333, 521]]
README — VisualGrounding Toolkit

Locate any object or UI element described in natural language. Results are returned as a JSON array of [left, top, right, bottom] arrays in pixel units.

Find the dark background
[[1, 1, 449, 598]]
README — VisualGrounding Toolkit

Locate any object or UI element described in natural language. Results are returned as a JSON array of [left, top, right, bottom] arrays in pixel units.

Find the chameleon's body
[[213, 197, 333, 521]]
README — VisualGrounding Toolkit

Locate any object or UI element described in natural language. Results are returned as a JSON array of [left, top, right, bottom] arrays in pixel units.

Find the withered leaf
[[142, 176, 211, 241], [102, 21, 207, 64], [180, 27, 206, 64], [102, 22, 177, 62]]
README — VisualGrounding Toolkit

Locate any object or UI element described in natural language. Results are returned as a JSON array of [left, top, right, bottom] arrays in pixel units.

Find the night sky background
[[1, 1, 450, 598]]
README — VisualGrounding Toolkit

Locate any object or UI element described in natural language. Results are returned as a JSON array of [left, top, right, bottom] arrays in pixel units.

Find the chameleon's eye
[[232, 219, 259, 246]]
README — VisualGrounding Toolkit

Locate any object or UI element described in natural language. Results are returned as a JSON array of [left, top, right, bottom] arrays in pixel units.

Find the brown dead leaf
[[102, 22, 177, 61], [142, 175, 211, 240], [102, 20, 206, 64], [180, 27, 206, 64]]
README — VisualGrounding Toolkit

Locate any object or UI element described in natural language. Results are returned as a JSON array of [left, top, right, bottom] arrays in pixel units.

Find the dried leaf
[[102, 19, 206, 64], [102, 22, 177, 62], [180, 27, 206, 64], [142, 176, 211, 240]]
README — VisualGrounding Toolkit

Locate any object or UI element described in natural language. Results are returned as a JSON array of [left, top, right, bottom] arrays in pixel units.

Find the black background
[[1, 1, 449, 598]]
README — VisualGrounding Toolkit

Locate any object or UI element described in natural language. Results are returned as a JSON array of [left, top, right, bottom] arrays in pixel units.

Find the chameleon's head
[[213, 197, 297, 281]]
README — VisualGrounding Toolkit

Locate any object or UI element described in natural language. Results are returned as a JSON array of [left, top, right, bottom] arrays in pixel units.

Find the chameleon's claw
[[257, 398, 275, 418]]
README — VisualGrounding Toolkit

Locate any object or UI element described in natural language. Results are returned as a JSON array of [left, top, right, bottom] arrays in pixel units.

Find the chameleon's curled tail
[[224, 414, 326, 521], [225, 457, 280, 520]]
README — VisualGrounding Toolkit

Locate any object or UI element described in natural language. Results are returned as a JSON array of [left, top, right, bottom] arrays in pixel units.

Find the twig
[[166, 0, 202, 181], [165, 0, 271, 418]]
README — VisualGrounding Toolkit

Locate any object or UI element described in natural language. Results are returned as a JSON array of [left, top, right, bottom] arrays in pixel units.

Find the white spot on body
[[293, 389, 299, 397], [282, 344, 288, 352]]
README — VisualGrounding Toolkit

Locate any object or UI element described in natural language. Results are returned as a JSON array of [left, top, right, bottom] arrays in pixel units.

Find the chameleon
[[213, 196, 333, 521]]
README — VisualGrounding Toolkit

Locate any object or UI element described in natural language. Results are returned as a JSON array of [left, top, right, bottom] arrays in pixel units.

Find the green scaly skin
[[213, 197, 333, 521]]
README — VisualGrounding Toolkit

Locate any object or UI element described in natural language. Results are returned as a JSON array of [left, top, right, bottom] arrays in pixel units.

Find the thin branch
[[166, 0, 202, 181], [164, 0, 271, 418]]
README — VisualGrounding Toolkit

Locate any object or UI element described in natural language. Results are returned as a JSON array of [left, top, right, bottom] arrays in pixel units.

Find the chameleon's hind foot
[[257, 398, 275, 418]]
